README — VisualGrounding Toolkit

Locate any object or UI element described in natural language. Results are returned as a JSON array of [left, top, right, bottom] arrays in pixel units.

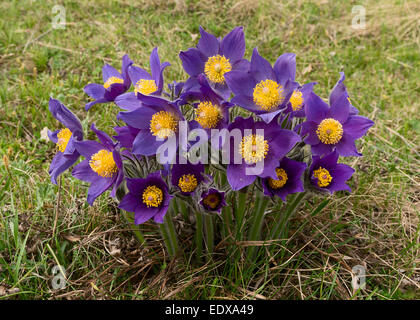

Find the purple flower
[[262, 157, 307, 201], [179, 26, 249, 99], [84, 55, 133, 111], [48, 98, 83, 184], [225, 48, 299, 123], [182, 74, 233, 142], [115, 48, 170, 111], [113, 125, 140, 149], [170, 159, 205, 195], [283, 82, 317, 118], [225, 117, 301, 191], [117, 94, 185, 163], [330, 72, 359, 115], [309, 150, 355, 194], [72, 124, 123, 205], [118, 172, 172, 224], [300, 91, 374, 157], [200, 188, 226, 213]]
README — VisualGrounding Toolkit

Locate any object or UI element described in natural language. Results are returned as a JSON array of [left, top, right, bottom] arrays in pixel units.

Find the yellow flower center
[[89, 149, 118, 178], [313, 167, 332, 187], [203, 194, 220, 209], [142, 185, 163, 208], [290, 90, 304, 111], [316, 118, 343, 144], [239, 134, 269, 164], [134, 79, 158, 95], [178, 174, 198, 193], [56, 128, 72, 153], [268, 168, 288, 189], [253, 79, 284, 112], [204, 55, 232, 84], [150, 111, 178, 139], [104, 76, 124, 89], [195, 101, 222, 129]]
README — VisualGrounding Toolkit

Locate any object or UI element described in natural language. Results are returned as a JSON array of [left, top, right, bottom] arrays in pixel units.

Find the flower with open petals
[[84, 55, 133, 111], [118, 172, 172, 224], [115, 48, 170, 111], [262, 157, 306, 201], [117, 94, 185, 163], [300, 91, 374, 157], [225, 117, 301, 191], [200, 188, 226, 213], [72, 124, 123, 205], [309, 150, 354, 194], [170, 159, 205, 195], [179, 26, 249, 99], [225, 48, 299, 123], [48, 98, 83, 184]]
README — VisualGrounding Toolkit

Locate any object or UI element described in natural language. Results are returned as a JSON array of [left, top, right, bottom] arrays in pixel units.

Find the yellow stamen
[[134, 79, 158, 95], [268, 168, 288, 189], [142, 185, 163, 207], [89, 149, 118, 178], [253, 79, 284, 111], [239, 134, 269, 164], [204, 55, 232, 84], [316, 118, 343, 144], [150, 111, 178, 139], [203, 194, 220, 209], [313, 167, 332, 187], [104, 76, 124, 89], [56, 128, 72, 153], [178, 174, 198, 193], [195, 101, 222, 129], [290, 90, 304, 111]]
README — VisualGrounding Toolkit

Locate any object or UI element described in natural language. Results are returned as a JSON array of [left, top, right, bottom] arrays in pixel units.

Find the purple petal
[[225, 70, 256, 96], [117, 106, 155, 129], [335, 133, 362, 157], [250, 48, 275, 82], [72, 159, 99, 183], [84, 83, 106, 99], [227, 164, 256, 191], [87, 176, 115, 205], [74, 140, 103, 158], [311, 142, 334, 157], [90, 123, 115, 150], [220, 26, 245, 63], [102, 64, 121, 83], [197, 26, 219, 57], [301, 121, 320, 145], [49, 152, 79, 184], [330, 92, 350, 123], [304, 92, 330, 123], [49, 98, 83, 135], [115, 92, 142, 111], [132, 130, 163, 156], [273, 53, 296, 84], [119, 193, 140, 212], [179, 48, 205, 76], [128, 65, 152, 85], [121, 54, 134, 87], [343, 115, 374, 140]]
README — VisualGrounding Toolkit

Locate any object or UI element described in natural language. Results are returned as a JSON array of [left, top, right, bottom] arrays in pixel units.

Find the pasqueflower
[[48, 98, 83, 184], [300, 91, 374, 157], [225, 117, 301, 191], [118, 172, 172, 224], [113, 125, 140, 150], [200, 188, 226, 213], [262, 157, 306, 201], [84, 55, 133, 111], [225, 48, 298, 123], [170, 159, 205, 195], [309, 150, 354, 194], [115, 48, 170, 111], [72, 124, 123, 205], [179, 26, 249, 99]]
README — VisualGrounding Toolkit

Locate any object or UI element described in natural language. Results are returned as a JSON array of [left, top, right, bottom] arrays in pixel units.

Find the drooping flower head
[[47, 98, 83, 184], [225, 117, 301, 191], [72, 124, 123, 205], [309, 150, 355, 194], [200, 188, 226, 213], [262, 157, 307, 201], [118, 172, 172, 224], [300, 89, 374, 157], [117, 94, 185, 163], [115, 48, 171, 111], [170, 159, 205, 195], [225, 49, 299, 123], [179, 26, 249, 99], [84, 55, 133, 111]]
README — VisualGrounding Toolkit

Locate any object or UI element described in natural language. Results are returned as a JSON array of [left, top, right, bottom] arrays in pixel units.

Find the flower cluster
[[48, 26, 373, 225]]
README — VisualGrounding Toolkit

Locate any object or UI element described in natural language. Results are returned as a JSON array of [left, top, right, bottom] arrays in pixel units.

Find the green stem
[[122, 211, 145, 245], [246, 192, 269, 260], [159, 205, 180, 258], [204, 214, 214, 257], [235, 190, 248, 240], [195, 211, 204, 261]]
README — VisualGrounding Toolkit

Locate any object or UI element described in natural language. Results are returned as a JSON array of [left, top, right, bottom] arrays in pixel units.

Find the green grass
[[0, 0, 419, 299]]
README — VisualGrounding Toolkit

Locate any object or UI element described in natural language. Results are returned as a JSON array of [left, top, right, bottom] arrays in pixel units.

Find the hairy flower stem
[[235, 189, 248, 240], [159, 206, 180, 257], [204, 214, 214, 258], [246, 192, 269, 261], [122, 211, 146, 245], [195, 211, 204, 261]]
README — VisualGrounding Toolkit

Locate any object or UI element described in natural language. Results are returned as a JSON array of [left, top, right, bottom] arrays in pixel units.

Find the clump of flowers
[[47, 26, 374, 257]]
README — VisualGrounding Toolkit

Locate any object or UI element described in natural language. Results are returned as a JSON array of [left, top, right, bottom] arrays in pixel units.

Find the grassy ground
[[0, 0, 419, 299]]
